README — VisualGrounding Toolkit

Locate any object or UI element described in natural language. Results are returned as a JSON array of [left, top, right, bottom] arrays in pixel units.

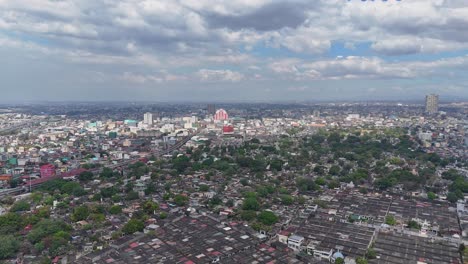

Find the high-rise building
[[425, 94, 439, 114], [207, 104, 216, 115], [143, 112, 153, 125]]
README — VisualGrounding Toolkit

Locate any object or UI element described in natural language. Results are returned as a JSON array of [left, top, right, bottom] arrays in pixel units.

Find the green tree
[[46, 236, 69, 256], [297, 196, 306, 204], [109, 205, 122, 215], [250, 157, 266, 172], [242, 197, 260, 211], [111, 231, 122, 240], [280, 195, 294, 205], [296, 177, 318, 192], [53, 231, 71, 241], [61, 182, 86, 196], [408, 220, 421, 230], [375, 177, 397, 190], [269, 159, 283, 171], [31, 192, 43, 204], [100, 167, 117, 178], [159, 212, 168, 219], [100, 187, 117, 198], [442, 169, 462, 181], [173, 156, 191, 173], [385, 215, 396, 226], [90, 213, 106, 223], [256, 186, 270, 198], [0, 213, 23, 234], [199, 184, 209, 192], [226, 199, 235, 207], [10, 200, 30, 212], [313, 165, 326, 175], [10, 179, 19, 188], [315, 177, 326, 186], [37, 179, 67, 194], [327, 180, 340, 189], [427, 192, 437, 200], [327, 132, 341, 143], [142, 201, 159, 214], [27, 219, 71, 244], [335, 258, 344, 264], [314, 199, 328, 209], [71, 206, 90, 222], [126, 191, 139, 200], [145, 182, 157, 195], [0, 235, 19, 259], [122, 219, 144, 235], [174, 194, 189, 206], [366, 248, 377, 259], [447, 192, 459, 203], [329, 165, 341, 175], [250, 138, 261, 144], [209, 196, 222, 206], [257, 211, 278, 226], [241, 210, 257, 221], [78, 171, 94, 182], [240, 178, 249, 186], [35, 206, 49, 218], [356, 257, 368, 264]]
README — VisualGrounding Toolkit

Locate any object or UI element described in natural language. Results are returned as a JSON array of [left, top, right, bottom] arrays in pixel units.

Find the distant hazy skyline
[[1, 0, 468, 101]]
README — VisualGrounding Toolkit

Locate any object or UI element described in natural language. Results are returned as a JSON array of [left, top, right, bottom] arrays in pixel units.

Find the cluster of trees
[[38, 179, 86, 197], [10, 200, 30, 212], [0, 235, 19, 259], [0, 210, 31, 259], [122, 219, 145, 235], [375, 169, 424, 191], [296, 177, 319, 193], [173, 194, 189, 206], [99, 167, 121, 178], [27, 219, 72, 257], [443, 169, 468, 203], [165, 128, 459, 205], [257, 211, 278, 225], [237, 190, 280, 231], [78, 171, 94, 182], [128, 162, 150, 179]]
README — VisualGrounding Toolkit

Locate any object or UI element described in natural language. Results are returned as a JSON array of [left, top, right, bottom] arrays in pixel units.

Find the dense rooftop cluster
[[0, 102, 466, 263]]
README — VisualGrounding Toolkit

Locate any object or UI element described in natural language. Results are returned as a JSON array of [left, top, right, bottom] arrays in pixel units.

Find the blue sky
[[0, 0, 467, 102]]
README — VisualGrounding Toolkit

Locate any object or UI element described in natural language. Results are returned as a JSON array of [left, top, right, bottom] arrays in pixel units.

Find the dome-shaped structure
[[214, 109, 228, 121], [332, 251, 344, 262]]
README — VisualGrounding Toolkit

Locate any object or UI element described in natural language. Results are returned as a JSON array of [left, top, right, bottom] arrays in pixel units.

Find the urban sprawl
[[0, 97, 467, 264]]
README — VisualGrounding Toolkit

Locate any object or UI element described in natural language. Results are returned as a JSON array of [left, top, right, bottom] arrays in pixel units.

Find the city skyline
[[1, 0, 468, 101]]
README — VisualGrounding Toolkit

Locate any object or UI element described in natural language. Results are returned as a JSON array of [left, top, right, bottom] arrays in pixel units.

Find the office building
[[207, 104, 216, 115], [425, 94, 439, 114], [143, 112, 153, 125]]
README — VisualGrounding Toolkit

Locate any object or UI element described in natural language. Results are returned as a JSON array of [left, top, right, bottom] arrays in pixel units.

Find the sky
[[1, 0, 468, 102]]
